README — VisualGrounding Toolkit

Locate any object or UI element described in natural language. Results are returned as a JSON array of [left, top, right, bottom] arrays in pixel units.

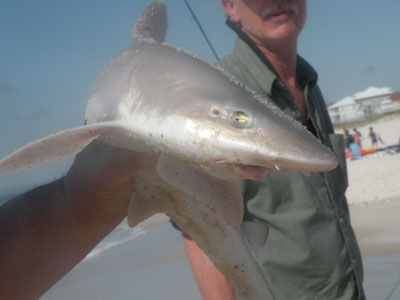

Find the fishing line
[[385, 268, 400, 300], [183, 0, 220, 61]]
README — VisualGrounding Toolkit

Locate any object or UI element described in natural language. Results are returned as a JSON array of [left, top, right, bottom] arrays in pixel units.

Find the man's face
[[223, 0, 307, 46]]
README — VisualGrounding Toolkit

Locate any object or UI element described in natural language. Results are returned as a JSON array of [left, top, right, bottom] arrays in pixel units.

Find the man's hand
[[0, 139, 157, 300]]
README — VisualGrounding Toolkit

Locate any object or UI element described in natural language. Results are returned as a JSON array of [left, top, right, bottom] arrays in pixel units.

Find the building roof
[[329, 96, 355, 109], [353, 86, 393, 100]]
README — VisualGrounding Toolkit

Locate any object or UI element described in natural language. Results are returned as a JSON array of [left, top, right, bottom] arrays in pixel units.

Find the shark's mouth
[[217, 162, 273, 180]]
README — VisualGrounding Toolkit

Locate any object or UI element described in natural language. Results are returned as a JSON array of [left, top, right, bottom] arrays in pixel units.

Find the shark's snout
[[250, 111, 339, 175], [261, 132, 339, 175], [273, 148, 338, 174]]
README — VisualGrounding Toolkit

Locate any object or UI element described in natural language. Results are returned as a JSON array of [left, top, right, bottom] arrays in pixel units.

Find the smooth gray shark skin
[[0, 2, 338, 299]]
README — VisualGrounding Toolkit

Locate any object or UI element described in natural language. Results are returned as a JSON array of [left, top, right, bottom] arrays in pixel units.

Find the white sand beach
[[344, 114, 400, 254], [342, 114, 400, 299]]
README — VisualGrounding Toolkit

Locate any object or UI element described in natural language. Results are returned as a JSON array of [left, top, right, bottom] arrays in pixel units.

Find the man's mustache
[[261, 1, 299, 19]]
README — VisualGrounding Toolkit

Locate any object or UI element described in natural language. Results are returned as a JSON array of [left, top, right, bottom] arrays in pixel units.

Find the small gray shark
[[0, 2, 338, 299]]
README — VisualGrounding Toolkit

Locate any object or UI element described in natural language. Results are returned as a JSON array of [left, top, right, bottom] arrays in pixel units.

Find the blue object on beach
[[350, 143, 361, 160]]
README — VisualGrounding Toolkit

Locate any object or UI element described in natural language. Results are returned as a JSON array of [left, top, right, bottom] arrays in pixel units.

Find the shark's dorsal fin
[[132, 1, 168, 42]]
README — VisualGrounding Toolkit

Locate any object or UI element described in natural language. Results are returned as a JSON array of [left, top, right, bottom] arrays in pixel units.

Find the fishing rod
[[385, 269, 400, 300], [183, 0, 220, 61]]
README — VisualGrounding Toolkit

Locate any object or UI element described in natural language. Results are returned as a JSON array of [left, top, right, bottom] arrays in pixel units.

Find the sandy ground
[[337, 115, 400, 298], [350, 199, 400, 254], [347, 153, 400, 255], [342, 114, 400, 255], [346, 155, 400, 206]]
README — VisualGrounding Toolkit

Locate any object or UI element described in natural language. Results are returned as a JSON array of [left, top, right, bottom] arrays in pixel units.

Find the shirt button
[[339, 218, 344, 224]]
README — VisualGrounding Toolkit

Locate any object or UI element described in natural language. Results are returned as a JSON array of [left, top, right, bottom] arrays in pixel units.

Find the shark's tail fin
[[132, 1, 168, 42]]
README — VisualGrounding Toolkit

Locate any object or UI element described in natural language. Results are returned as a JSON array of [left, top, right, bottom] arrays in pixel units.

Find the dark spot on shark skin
[[149, 133, 153, 137], [161, 134, 164, 139]]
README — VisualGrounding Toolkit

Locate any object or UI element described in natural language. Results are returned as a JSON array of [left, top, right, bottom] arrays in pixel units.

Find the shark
[[0, 2, 338, 299]]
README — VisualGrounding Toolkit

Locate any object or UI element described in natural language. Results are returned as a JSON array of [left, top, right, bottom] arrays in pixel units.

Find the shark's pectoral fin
[[127, 188, 162, 228], [156, 154, 244, 228], [0, 122, 124, 174], [127, 165, 179, 227]]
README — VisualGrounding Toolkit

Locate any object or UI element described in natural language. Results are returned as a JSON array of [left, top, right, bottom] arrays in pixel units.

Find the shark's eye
[[230, 111, 254, 128]]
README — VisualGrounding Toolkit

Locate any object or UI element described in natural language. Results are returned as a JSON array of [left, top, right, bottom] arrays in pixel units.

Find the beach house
[[328, 86, 397, 124]]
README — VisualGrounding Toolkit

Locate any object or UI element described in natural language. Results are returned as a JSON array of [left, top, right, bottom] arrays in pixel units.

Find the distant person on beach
[[344, 129, 354, 149], [353, 128, 363, 150], [369, 126, 378, 149], [395, 136, 400, 153], [343, 129, 352, 152], [0, 141, 156, 300], [345, 129, 361, 160]]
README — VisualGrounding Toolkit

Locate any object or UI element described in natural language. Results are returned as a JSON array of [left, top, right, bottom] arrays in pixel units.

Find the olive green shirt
[[219, 26, 365, 300]]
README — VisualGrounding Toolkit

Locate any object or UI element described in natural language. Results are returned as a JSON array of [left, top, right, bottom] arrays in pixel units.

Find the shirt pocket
[[328, 133, 348, 192]]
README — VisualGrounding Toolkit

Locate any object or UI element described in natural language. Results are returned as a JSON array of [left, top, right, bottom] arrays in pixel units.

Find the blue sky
[[1, 0, 400, 191]]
